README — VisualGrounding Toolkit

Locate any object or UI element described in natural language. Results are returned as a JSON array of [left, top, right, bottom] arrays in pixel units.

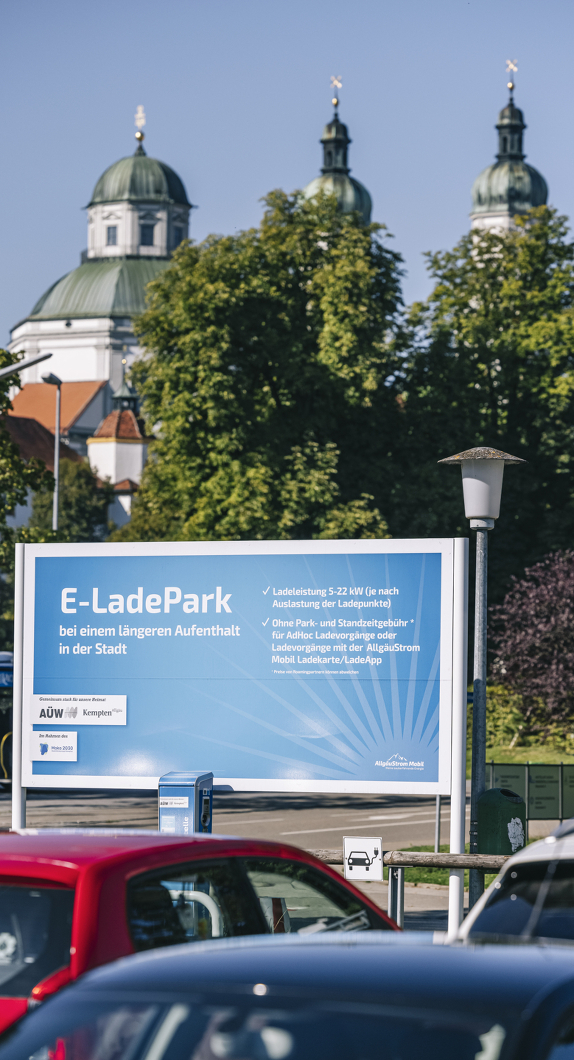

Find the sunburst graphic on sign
[[166, 554, 441, 782]]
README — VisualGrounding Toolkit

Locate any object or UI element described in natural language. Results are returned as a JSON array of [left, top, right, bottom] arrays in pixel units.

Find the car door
[[126, 858, 266, 951], [126, 854, 391, 952]]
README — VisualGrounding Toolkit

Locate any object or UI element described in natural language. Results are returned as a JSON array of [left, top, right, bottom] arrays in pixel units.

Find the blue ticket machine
[[158, 771, 213, 835]]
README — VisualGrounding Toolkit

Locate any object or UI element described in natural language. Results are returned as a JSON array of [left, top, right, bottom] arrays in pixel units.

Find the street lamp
[[0, 351, 52, 381], [41, 372, 62, 531], [439, 446, 525, 908]]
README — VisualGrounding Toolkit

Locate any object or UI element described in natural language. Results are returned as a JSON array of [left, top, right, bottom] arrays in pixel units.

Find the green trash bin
[[477, 787, 526, 855]]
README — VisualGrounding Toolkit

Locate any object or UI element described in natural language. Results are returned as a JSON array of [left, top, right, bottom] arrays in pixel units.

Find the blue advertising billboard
[[19, 540, 462, 793]]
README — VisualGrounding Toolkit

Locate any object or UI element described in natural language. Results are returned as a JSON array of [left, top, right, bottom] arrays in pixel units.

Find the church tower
[[303, 79, 372, 224], [8, 108, 192, 454], [470, 70, 547, 231]]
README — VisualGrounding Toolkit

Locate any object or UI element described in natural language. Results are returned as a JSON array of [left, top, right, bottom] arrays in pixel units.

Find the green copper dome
[[471, 93, 548, 220], [303, 173, 372, 224], [27, 258, 170, 321], [303, 109, 372, 224], [88, 146, 191, 207], [471, 161, 548, 217]]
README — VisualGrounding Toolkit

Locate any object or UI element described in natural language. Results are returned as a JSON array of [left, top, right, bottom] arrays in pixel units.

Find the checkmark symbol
[[263, 586, 270, 595], [262, 618, 269, 627]]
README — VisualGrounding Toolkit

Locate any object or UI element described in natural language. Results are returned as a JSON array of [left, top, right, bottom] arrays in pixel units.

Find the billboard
[[17, 539, 463, 793]]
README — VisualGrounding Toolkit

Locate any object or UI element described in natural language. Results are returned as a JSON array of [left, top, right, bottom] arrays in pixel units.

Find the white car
[[460, 823, 574, 943]]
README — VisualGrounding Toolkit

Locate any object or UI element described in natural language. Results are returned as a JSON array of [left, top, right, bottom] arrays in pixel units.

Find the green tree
[[114, 191, 403, 542], [30, 458, 114, 542], [391, 207, 574, 598]]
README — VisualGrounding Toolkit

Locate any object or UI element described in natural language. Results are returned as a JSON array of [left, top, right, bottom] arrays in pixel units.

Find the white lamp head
[[438, 446, 525, 529], [41, 372, 62, 387]]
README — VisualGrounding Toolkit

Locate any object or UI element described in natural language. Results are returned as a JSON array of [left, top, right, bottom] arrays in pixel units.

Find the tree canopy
[[29, 458, 114, 543], [115, 191, 404, 542], [491, 550, 574, 736], [115, 197, 574, 608], [389, 207, 574, 599]]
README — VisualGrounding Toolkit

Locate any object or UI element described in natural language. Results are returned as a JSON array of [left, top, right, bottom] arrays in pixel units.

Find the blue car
[[2, 934, 574, 1060]]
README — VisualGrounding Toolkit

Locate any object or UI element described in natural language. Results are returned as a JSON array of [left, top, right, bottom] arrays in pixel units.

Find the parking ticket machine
[[158, 771, 213, 835]]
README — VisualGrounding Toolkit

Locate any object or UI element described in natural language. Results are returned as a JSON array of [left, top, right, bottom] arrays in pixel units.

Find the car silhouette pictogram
[[347, 849, 379, 870]]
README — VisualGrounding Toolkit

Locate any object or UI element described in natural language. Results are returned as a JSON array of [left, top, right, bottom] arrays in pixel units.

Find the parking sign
[[343, 836, 383, 881]]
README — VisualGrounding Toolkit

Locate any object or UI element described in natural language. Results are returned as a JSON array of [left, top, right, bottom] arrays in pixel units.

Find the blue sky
[[1, 0, 573, 345]]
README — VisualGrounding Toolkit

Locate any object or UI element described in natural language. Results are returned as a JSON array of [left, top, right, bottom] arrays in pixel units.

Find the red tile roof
[[114, 479, 139, 492], [4, 416, 81, 472], [93, 409, 147, 440], [9, 381, 107, 434]]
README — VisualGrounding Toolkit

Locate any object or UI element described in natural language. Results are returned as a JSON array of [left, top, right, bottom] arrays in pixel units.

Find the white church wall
[[87, 201, 186, 258], [470, 213, 515, 232], [87, 438, 147, 485], [9, 317, 141, 391], [108, 494, 132, 528]]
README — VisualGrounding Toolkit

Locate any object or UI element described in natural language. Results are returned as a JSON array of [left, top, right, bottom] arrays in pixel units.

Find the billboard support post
[[434, 795, 441, 853], [448, 537, 468, 937], [12, 543, 25, 829]]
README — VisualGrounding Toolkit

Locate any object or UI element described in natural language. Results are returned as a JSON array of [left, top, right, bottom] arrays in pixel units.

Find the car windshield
[[0, 884, 75, 996], [0, 996, 512, 1060], [469, 859, 574, 941]]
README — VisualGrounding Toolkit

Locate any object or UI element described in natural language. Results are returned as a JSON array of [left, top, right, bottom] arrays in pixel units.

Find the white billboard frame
[[12, 538, 468, 845]]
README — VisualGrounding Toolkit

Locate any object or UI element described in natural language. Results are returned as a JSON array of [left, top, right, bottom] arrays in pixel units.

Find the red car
[[0, 830, 397, 1032]]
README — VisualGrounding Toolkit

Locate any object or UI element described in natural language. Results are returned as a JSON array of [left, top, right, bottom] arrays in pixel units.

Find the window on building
[[173, 226, 183, 247], [502, 136, 508, 154], [106, 226, 117, 246], [140, 224, 155, 246]]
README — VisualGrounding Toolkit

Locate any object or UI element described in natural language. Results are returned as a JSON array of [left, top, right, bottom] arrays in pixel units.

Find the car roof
[[503, 834, 574, 865], [69, 933, 574, 1010], [0, 831, 319, 882]]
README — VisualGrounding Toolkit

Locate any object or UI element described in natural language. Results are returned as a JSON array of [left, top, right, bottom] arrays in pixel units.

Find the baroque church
[[6, 84, 548, 526]]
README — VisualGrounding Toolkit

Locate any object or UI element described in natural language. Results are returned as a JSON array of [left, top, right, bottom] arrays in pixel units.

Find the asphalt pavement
[[0, 787, 458, 847]]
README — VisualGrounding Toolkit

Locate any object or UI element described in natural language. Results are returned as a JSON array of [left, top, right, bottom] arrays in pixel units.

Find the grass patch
[[484, 745, 574, 766]]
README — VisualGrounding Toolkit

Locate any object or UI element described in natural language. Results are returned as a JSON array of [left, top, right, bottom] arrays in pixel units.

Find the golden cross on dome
[[330, 75, 342, 107], [506, 59, 517, 92], [135, 104, 146, 143]]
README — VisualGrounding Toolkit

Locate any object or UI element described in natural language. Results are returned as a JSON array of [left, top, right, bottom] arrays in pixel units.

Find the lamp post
[[439, 446, 525, 908], [41, 372, 62, 531]]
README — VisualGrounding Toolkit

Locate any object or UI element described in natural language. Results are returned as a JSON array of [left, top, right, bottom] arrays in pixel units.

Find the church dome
[[470, 90, 548, 227], [303, 106, 372, 224], [27, 257, 170, 321], [88, 146, 191, 207], [471, 160, 548, 217], [303, 173, 372, 225]]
